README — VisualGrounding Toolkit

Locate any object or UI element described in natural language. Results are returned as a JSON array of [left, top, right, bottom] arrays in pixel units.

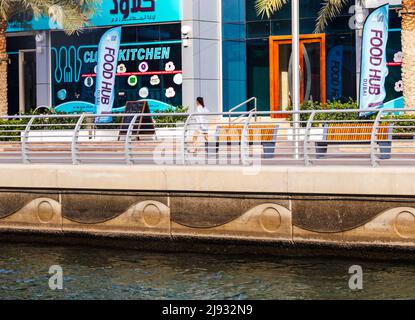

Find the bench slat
[[217, 125, 277, 143], [326, 123, 391, 142]]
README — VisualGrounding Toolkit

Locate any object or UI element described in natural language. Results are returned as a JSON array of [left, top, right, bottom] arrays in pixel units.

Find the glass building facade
[[5, 0, 183, 115], [3, 0, 404, 115], [50, 24, 182, 111], [222, 0, 403, 113]]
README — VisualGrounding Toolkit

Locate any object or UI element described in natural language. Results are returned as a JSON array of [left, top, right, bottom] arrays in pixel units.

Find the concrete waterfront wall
[[1, 165, 415, 258]]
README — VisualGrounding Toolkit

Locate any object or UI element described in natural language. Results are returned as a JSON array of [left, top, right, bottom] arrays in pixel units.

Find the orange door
[[269, 34, 326, 118]]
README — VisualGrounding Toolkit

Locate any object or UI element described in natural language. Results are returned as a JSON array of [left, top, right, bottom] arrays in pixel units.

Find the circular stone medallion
[[260, 208, 282, 233]]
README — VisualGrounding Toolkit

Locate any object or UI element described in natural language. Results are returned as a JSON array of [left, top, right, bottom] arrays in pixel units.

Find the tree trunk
[[402, 0, 415, 109]]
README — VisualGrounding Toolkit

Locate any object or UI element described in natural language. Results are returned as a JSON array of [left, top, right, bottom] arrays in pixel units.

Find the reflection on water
[[0, 243, 415, 300]]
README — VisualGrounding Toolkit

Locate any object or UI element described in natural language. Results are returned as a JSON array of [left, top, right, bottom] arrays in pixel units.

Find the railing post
[[304, 111, 316, 166], [181, 113, 194, 165], [370, 109, 384, 167], [21, 117, 35, 164], [71, 114, 85, 165], [125, 114, 139, 165], [241, 111, 254, 166], [293, 111, 301, 160]]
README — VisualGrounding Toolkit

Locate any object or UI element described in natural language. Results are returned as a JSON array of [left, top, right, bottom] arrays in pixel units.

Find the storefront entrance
[[6, 35, 37, 115], [269, 34, 326, 117], [18, 49, 37, 114]]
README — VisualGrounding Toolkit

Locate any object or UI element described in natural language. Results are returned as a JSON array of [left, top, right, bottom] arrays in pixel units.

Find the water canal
[[0, 242, 414, 300]]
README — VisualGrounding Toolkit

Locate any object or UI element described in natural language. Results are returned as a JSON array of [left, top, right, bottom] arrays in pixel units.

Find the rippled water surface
[[1, 243, 415, 300]]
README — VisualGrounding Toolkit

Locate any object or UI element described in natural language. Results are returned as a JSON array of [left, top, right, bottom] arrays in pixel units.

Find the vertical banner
[[359, 4, 389, 115], [95, 27, 122, 123], [327, 45, 344, 100]]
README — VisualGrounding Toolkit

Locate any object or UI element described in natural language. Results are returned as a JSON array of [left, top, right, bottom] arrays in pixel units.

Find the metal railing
[[0, 108, 414, 167], [228, 97, 257, 124]]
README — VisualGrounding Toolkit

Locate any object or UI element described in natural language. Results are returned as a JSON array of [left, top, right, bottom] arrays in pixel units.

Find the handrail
[[241, 110, 255, 166], [1, 108, 415, 167], [370, 109, 384, 168], [228, 97, 257, 124], [71, 114, 85, 165], [21, 117, 35, 164], [125, 114, 140, 165], [229, 97, 258, 113], [182, 112, 195, 165], [304, 111, 316, 166]]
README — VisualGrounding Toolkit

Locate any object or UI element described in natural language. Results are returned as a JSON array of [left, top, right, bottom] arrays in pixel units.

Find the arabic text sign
[[7, 0, 182, 32]]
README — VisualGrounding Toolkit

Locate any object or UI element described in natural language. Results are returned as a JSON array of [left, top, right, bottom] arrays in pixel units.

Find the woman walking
[[189, 97, 209, 153]]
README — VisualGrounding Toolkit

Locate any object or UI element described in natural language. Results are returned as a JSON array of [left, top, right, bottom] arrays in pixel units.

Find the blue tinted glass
[[222, 41, 247, 111], [223, 0, 246, 23], [223, 23, 246, 40]]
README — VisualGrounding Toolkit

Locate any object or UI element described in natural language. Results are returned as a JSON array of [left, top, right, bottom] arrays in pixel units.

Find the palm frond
[[255, 0, 366, 33], [315, 0, 351, 33], [0, 0, 101, 34], [255, 0, 288, 18]]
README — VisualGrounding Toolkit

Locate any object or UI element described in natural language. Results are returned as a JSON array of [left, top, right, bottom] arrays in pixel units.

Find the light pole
[[292, 0, 301, 159]]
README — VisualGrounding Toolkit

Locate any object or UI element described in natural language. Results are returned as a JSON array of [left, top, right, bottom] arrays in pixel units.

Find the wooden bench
[[316, 123, 393, 160], [213, 124, 279, 159]]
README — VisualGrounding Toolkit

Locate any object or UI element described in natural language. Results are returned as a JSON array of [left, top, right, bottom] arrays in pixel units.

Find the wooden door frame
[[269, 34, 326, 117]]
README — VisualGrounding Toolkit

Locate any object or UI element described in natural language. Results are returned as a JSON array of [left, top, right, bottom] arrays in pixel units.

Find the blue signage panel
[[326, 45, 344, 100], [7, 0, 182, 32]]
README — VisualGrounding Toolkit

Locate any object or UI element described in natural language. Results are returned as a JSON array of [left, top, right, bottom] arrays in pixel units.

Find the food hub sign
[[359, 4, 389, 114], [95, 27, 122, 123], [364, 30, 386, 97], [7, 0, 182, 32]]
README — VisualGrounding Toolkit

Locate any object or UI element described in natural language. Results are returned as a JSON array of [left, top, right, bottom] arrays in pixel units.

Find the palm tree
[[0, 0, 97, 115], [256, 0, 415, 109]]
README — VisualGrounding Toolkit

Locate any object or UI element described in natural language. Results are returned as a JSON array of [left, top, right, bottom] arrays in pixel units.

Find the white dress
[[195, 105, 209, 133]]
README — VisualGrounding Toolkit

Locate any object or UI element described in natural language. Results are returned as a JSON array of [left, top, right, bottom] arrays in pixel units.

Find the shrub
[[153, 106, 189, 128], [287, 99, 389, 126], [387, 114, 415, 137], [0, 118, 29, 142]]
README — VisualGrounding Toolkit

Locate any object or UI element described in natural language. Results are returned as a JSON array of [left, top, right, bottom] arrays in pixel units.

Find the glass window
[[222, 0, 374, 113], [326, 34, 356, 101], [247, 39, 270, 112], [222, 41, 247, 111], [385, 30, 402, 103], [246, 21, 270, 38], [50, 24, 182, 110], [7, 36, 36, 115]]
